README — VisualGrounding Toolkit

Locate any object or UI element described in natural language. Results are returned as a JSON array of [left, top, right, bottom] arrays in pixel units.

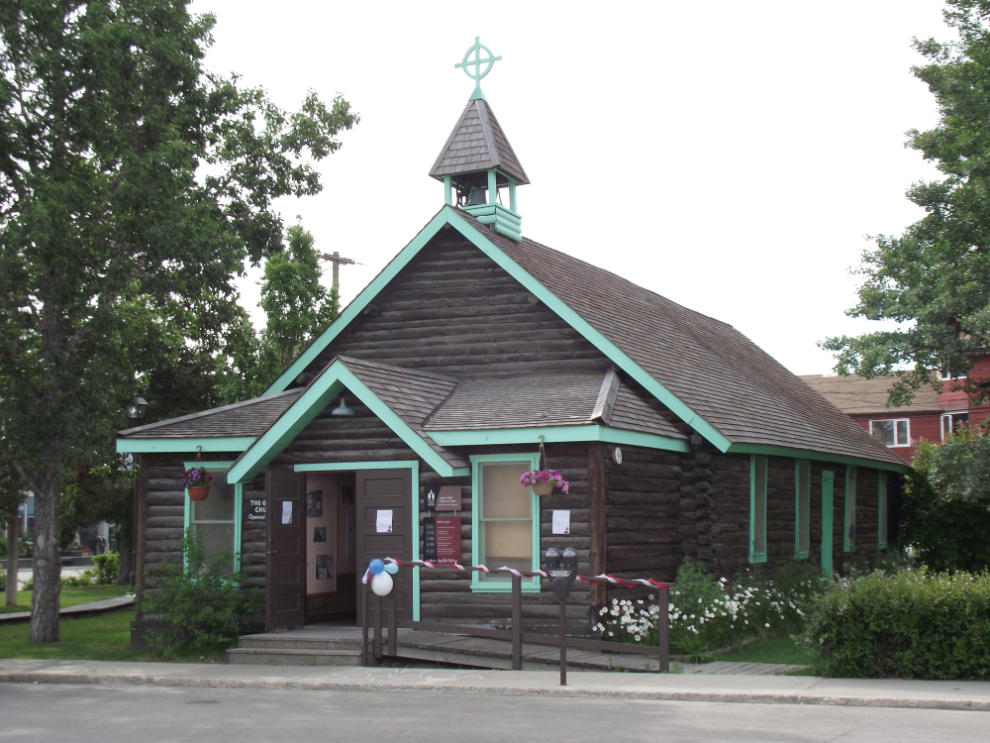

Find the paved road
[[1, 683, 987, 742]]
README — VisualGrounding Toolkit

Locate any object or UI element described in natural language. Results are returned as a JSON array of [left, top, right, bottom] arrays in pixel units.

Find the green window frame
[[183, 461, 242, 572], [878, 470, 888, 549], [794, 460, 810, 559], [844, 466, 857, 553], [750, 454, 768, 563], [470, 452, 541, 593]]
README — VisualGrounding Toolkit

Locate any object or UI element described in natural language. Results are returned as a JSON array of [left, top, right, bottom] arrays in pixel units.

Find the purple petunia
[[520, 469, 570, 494], [183, 467, 212, 489]]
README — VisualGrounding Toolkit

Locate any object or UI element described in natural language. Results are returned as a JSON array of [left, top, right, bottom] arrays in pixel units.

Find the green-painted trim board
[[726, 443, 910, 475], [117, 437, 255, 454], [428, 425, 689, 452]]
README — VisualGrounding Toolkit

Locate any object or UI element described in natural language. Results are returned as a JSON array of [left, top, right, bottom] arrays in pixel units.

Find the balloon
[[371, 571, 393, 597], [384, 561, 399, 575], [368, 558, 385, 575]]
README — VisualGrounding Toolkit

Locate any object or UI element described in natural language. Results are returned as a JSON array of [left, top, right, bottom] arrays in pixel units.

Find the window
[[878, 471, 888, 549], [869, 419, 910, 447], [941, 412, 969, 441], [471, 453, 540, 592], [844, 466, 857, 553], [750, 455, 767, 563], [183, 461, 242, 574], [794, 460, 810, 559]]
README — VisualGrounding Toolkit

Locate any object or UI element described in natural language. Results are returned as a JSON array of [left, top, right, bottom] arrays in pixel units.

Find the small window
[[941, 413, 968, 441], [878, 471, 888, 549], [795, 460, 811, 558], [184, 462, 241, 574], [750, 455, 767, 563], [844, 466, 857, 553], [870, 419, 910, 447]]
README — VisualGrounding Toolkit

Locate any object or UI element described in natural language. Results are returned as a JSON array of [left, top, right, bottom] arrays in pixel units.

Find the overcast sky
[[190, 0, 950, 376]]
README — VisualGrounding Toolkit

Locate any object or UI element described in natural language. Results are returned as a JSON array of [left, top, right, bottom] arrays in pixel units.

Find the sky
[[189, 0, 950, 376]]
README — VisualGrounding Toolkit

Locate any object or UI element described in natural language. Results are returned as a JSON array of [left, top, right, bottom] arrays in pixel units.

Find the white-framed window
[[794, 460, 811, 559], [470, 452, 541, 593], [869, 419, 910, 447], [941, 412, 968, 441], [750, 455, 767, 563], [183, 461, 242, 574], [844, 466, 857, 553]]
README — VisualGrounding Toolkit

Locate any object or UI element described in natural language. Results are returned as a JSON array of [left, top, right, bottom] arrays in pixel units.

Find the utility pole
[[319, 251, 357, 292]]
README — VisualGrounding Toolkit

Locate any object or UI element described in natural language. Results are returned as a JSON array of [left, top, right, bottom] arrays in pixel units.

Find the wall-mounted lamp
[[331, 396, 355, 416]]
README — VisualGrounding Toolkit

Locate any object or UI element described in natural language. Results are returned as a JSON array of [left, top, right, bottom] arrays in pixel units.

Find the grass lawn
[[713, 635, 816, 667], [0, 609, 151, 661], [0, 584, 132, 614]]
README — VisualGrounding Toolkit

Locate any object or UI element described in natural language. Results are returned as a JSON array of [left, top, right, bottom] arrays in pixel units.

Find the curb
[[1, 671, 988, 711]]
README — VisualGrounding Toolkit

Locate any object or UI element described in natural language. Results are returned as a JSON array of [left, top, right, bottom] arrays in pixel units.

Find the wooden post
[[134, 454, 148, 605], [373, 592, 383, 660], [360, 580, 369, 666], [657, 585, 669, 673], [587, 443, 607, 608], [511, 573, 522, 670], [387, 590, 398, 657], [558, 598, 567, 686]]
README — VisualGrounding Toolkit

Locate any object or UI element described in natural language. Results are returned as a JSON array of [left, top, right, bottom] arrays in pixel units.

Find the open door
[[266, 469, 307, 631], [356, 469, 413, 626]]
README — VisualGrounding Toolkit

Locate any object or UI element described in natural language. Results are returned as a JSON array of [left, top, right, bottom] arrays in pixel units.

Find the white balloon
[[371, 571, 393, 597]]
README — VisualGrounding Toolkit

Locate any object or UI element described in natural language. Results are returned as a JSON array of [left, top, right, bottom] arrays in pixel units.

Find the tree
[[219, 221, 339, 402], [0, 1, 357, 643], [0, 459, 24, 607], [823, 0, 990, 406]]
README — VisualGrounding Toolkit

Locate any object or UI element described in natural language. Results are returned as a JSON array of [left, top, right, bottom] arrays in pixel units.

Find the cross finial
[[455, 37, 501, 101]]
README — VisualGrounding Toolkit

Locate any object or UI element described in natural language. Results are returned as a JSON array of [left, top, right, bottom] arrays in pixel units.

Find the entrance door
[[821, 470, 834, 578], [356, 469, 413, 625], [266, 469, 307, 631]]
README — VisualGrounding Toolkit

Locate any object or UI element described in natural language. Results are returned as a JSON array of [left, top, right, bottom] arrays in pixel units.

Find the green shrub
[[91, 553, 119, 585], [803, 568, 990, 679], [139, 529, 261, 658]]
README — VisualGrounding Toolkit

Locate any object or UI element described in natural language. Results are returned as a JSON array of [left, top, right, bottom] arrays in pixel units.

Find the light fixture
[[126, 394, 149, 420], [331, 396, 354, 416]]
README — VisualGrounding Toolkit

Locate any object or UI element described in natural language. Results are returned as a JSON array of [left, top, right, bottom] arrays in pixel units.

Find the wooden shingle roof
[[429, 98, 529, 184], [799, 373, 941, 415]]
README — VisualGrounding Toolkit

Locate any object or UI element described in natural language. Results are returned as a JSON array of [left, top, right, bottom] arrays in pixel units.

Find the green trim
[[293, 459, 422, 620], [487, 168, 497, 205], [229, 359, 464, 484], [844, 466, 857, 553], [749, 454, 767, 563], [794, 460, 810, 559], [470, 452, 541, 594], [428, 425, 689, 452], [262, 206, 729, 452], [726, 443, 910, 475], [878, 471, 888, 549], [117, 437, 255, 454], [443, 176, 452, 206], [822, 470, 835, 577], [183, 462, 241, 573]]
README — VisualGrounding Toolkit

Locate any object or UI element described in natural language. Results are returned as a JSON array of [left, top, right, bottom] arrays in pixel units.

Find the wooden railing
[[360, 563, 670, 677]]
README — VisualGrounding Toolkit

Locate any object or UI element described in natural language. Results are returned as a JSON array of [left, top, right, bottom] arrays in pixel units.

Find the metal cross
[[455, 37, 501, 100]]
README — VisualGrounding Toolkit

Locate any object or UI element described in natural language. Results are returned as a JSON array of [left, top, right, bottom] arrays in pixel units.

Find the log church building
[[118, 40, 907, 644]]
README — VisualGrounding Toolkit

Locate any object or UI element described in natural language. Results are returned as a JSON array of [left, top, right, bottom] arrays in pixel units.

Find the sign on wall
[[435, 516, 461, 564], [423, 517, 437, 561], [436, 486, 462, 511], [244, 497, 266, 523]]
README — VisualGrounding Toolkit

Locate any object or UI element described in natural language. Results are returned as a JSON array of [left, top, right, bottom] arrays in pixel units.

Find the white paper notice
[[376, 509, 393, 533], [552, 510, 570, 535], [281, 500, 292, 525]]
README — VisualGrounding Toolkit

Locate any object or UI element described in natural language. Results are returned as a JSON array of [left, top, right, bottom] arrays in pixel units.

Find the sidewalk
[[0, 595, 134, 625], [1, 659, 987, 711]]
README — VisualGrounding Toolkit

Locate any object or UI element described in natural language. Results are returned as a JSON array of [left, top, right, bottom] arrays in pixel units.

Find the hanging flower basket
[[521, 469, 569, 496], [184, 466, 212, 501]]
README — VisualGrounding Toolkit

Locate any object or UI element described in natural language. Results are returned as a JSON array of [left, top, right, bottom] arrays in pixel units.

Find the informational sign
[[552, 510, 571, 535], [243, 498, 266, 523], [435, 516, 461, 564], [436, 486, 462, 512], [376, 509, 393, 533], [281, 500, 293, 525], [423, 517, 437, 561]]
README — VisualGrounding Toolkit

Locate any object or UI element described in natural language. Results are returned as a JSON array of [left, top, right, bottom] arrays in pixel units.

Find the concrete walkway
[[0, 659, 987, 711], [0, 595, 134, 625]]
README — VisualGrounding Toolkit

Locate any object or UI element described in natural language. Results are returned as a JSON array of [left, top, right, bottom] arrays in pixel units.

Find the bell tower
[[429, 38, 529, 242]]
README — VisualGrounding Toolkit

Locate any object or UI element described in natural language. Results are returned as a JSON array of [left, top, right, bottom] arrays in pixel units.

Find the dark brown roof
[[429, 99, 529, 185], [422, 370, 685, 439], [799, 374, 941, 415], [118, 389, 304, 439], [460, 213, 905, 467]]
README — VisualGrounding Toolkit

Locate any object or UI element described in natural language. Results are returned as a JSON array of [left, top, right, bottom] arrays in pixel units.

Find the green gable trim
[[260, 206, 731, 452], [116, 437, 255, 454], [229, 360, 464, 485], [725, 443, 910, 474], [428, 425, 689, 452], [263, 210, 456, 397]]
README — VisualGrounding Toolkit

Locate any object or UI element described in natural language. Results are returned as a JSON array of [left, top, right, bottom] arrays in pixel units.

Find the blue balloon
[[369, 558, 385, 575], [384, 562, 399, 575]]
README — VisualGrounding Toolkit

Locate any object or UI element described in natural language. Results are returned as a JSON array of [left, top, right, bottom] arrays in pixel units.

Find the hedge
[[803, 569, 990, 679]]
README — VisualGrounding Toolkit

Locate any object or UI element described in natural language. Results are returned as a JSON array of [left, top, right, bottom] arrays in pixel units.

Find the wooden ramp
[[228, 625, 662, 672]]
